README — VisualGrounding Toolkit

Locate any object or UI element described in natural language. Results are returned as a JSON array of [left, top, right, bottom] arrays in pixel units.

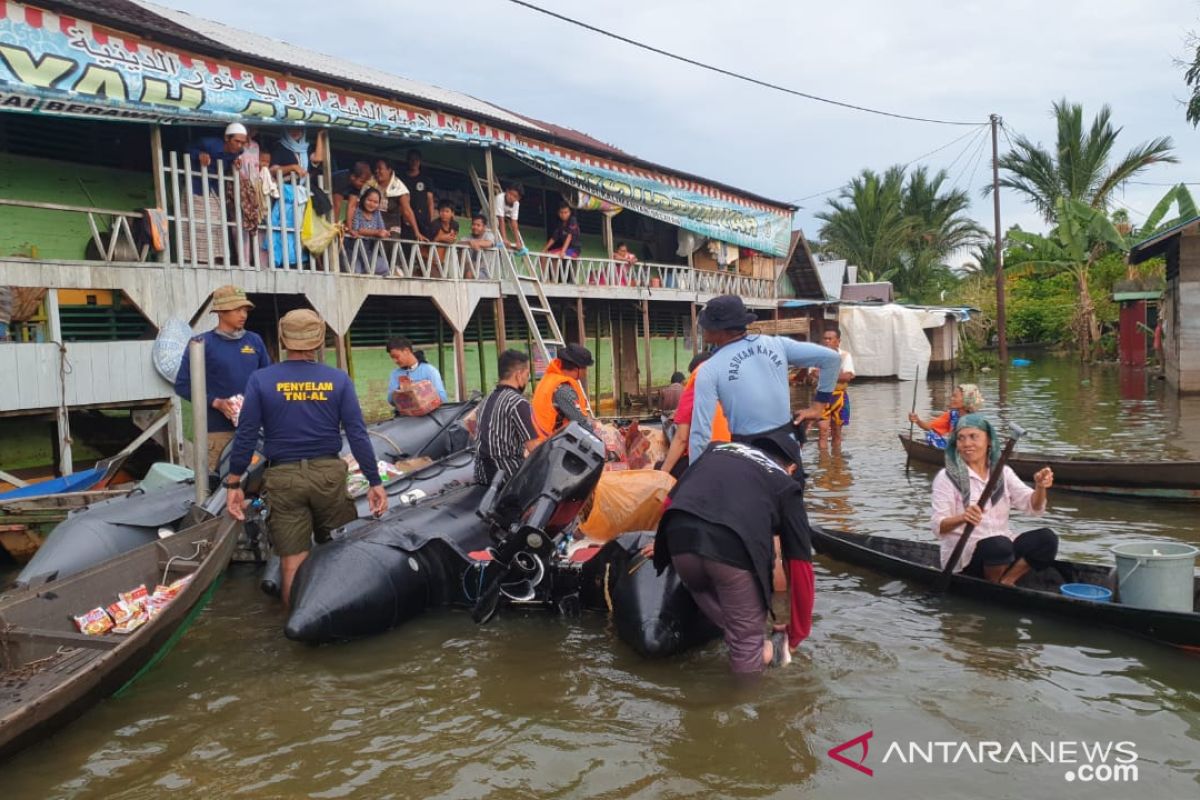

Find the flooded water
[[5, 357, 1200, 798]]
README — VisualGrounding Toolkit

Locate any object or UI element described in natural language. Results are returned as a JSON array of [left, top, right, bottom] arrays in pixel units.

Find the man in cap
[[175, 285, 271, 474], [689, 295, 842, 459], [530, 343, 594, 441], [652, 428, 816, 676], [185, 123, 249, 264], [225, 309, 387, 606]]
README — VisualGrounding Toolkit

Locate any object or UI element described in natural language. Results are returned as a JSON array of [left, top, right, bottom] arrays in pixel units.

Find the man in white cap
[[225, 308, 387, 606], [175, 285, 270, 474], [184, 122, 249, 264]]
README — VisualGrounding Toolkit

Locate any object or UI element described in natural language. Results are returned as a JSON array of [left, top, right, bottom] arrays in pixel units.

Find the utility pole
[[990, 113, 1008, 363]]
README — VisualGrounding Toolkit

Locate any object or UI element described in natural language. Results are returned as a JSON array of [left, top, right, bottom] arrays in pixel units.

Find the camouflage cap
[[211, 285, 254, 312], [279, 309, 325, 351]]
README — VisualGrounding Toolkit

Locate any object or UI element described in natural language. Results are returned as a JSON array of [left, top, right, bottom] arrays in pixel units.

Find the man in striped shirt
[[475, 349, 539, 485]]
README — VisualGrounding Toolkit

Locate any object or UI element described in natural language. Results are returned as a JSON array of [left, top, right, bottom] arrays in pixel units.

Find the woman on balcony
[[348, 187, 391, 276]]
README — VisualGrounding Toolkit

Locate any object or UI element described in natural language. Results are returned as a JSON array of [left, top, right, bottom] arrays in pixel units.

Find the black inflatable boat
[[286, 423, 721, 658]]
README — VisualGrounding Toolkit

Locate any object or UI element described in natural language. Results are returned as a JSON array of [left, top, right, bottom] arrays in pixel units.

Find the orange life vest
[[684, 370, 731, 446], [532, 359, 588, 440]]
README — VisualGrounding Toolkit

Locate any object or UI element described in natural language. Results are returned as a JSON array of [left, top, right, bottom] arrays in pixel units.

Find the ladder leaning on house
[[468, 165, 564, 365]]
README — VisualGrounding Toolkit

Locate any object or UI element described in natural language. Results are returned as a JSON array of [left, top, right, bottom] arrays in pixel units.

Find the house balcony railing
[[0, 152, 776, 301]]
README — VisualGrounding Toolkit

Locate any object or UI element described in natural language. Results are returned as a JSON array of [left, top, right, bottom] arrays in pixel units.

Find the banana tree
[[1136, 183, 1198, 239], [1006, 197, 1128, 359]]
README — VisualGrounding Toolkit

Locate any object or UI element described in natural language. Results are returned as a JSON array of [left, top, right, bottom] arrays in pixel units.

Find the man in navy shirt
[[226, 309, 387, 606], [175, 285, 270, 474]]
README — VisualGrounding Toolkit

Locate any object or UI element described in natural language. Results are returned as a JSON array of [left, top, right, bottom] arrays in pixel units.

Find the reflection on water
[[4, 357, 1200, 798]]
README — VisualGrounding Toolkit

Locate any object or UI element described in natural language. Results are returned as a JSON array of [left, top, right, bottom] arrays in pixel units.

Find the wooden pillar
[[603, 211, 615, 259], [642, 300, 654, 406], [484, 147, 498, 219], [690, 301, 699, 355], [593, 303, 602, 411], [476, 313, 488, 388], [436, 314, 446, 377], [46, 290, 72, 476], [150, 125, 169, 266], [494, 297, 507, 351], [575, 296, 587, 394], [318, 130, 339, 274], [453, 326, 467, 402], [334, 331, 348, 373], [344, 331, 356, 381]]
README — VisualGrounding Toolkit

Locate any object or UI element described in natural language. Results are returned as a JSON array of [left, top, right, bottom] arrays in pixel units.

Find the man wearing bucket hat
[[225, 309, 387, 606], [531, 343, 595, 441], [931, 413, 1056, 585], [175, 285, 271, 474], [652, 428, 816, 676], [688, 295, 842, 460]]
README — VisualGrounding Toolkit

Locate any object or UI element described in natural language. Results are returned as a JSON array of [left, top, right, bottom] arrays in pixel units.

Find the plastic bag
[[578, 469, 675, 542]]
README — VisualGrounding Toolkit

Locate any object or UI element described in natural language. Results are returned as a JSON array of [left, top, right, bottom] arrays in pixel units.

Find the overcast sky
[[158, 0, 1200, 259]]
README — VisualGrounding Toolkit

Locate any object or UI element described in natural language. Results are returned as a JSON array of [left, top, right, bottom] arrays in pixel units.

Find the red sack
[[393, 377, 442, 417]]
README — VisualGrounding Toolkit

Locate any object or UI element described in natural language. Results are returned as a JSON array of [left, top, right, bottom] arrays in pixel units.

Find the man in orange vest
[[531, 343, 593, 441]]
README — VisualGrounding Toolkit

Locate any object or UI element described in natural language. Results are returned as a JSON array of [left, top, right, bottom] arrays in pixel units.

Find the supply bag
[[579, 469, 675, 542]]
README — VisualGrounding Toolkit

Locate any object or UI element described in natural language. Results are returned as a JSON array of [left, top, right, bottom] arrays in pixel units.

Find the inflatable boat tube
[[285, 481, 490, 642], [259, 451, 476, 597], [17, 482, 200, 586], [577, 532, 722, 658]]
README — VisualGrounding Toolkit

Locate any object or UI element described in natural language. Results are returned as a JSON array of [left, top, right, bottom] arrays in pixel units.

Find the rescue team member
[[689, 295, 841, 458], [175, 285, 270, 474], [225, 309, 387, 607], [658, 352, 730, 479], [474, 349, 538, 486], [385, 337, 448, 413], [652, 430, 816, 676], [531, 343, 594, 441], [814, 328, 856, 451]]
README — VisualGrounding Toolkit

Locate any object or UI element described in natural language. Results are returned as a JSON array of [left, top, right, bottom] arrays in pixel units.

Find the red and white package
[[73, 607, 113, 636]]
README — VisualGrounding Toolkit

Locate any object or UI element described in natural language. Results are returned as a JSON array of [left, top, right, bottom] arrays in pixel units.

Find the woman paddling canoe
[[909, 383, 984, 448], [931, 414, 1058, 586]]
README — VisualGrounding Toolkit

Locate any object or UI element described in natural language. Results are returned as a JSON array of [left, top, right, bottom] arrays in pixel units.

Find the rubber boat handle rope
[[935, 422, 1026, 592]]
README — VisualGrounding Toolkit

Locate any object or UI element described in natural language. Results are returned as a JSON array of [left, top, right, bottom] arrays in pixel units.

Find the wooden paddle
[[905, 366, 919, 466], [935, 423, 1026, 593]]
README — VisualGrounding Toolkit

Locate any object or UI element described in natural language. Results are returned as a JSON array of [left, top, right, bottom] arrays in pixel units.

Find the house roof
[[1128, 215, 1200, 265], [40, 0, 794, 212], [781, 231, 828, 299]]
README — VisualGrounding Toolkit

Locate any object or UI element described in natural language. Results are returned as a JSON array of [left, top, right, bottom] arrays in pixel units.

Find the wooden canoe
[[811, 527, 1200, 652], [899, 434, 1200, 501], [0, 514, 238, 761], [0, 490, 134, 563]]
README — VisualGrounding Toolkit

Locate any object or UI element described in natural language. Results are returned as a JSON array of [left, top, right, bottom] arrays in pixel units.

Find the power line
[[506, 0, 983, 127], [789, 124, 989, 204]]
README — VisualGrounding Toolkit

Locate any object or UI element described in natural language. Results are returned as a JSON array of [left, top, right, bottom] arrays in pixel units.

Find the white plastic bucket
[[1111, 542, 1199, 612]]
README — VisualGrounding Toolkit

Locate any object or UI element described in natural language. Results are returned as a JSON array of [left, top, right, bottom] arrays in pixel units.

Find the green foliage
[[817, 165, 985, 302]]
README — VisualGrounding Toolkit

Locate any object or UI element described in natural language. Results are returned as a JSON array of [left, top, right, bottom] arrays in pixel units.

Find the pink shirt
[[930, 465, 1043, 572]]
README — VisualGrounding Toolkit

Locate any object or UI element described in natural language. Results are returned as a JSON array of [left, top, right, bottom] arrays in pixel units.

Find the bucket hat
[[698, 295, 757, 330], [280, 309, 326, 351]]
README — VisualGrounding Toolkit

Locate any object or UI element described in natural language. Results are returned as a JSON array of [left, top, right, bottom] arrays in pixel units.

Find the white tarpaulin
[[839, 304, 942, 380]]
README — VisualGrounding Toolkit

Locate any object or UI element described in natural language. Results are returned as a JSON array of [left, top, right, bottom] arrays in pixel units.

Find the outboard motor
[[472, 423, 606, 622]]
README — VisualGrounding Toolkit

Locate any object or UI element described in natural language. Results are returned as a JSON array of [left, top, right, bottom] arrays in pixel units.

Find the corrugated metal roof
[[38, 0, 793, 211], [131, 0, 542, 132]]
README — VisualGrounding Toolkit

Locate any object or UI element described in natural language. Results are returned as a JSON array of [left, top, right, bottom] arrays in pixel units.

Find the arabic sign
[[0, 1, 793, 255]]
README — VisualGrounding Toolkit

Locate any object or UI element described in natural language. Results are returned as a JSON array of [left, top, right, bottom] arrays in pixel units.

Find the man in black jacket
[[652, 428, 815, 676]]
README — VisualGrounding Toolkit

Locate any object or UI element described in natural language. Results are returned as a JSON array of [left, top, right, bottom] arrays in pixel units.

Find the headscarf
[[944, 412, 1003, 505], [279, 129, 309, 172], [958, 383, 984, 413]]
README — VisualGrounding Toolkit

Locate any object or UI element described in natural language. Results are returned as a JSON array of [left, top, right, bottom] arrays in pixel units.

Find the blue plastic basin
[[1060, 583, 1112, 603], [1012, 358, 1032, 367]]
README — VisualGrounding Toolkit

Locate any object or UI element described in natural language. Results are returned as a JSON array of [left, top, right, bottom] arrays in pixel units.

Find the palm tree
[[816, 167, 909, 279], [994, 99, 1177, 222], [898, 167, 987, 296]]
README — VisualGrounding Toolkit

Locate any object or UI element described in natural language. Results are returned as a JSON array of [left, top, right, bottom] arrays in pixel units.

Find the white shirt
[[838, 348, 855, 377], [930, 465, 1043, 572], [369, 175, 409, 213], [494, 192, 519, 221]]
